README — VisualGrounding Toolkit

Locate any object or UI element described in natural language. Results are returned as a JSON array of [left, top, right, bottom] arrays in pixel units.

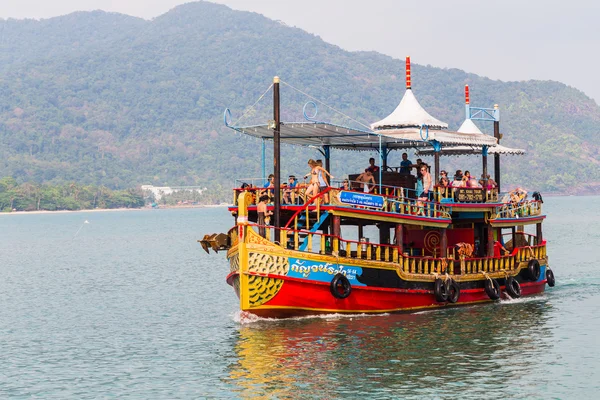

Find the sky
[[1, 0, 599, 103]]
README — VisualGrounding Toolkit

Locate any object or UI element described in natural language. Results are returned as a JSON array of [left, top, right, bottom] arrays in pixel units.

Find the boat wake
[[231, 310, 389, 325]]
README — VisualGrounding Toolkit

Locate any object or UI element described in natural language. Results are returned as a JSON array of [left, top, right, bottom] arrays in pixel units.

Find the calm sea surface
[[1, 196, 599, 399]]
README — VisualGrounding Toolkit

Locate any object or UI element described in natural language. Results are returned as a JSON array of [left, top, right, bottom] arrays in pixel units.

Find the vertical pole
[[261, 138, 266, 182], [273, 77, 281, 230], [482, 145, 488, 189], [440, 228, 447, 260], [332, 215, 341, 237], [493, 104, 501, 192], [511, 226, 516, 248], [487, 225, 494, 257], [434, 151, 440, 186], [395, 224, 404, 254], [536, 222, 543, 245], [323, 145, 331, 177], [382, 146, 388, 171], [378, 135, 383, 191], [379, 223, 390, 245]]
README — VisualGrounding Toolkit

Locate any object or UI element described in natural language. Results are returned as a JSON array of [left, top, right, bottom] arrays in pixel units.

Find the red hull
[[230, 272, 547, 318]]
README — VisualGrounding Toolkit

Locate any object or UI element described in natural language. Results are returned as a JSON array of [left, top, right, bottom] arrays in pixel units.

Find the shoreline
[[0, 204, 229, 216]]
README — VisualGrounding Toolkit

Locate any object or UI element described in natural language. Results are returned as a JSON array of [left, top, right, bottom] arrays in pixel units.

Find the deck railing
[[246, 224, 547, 277], [492, 200, 542, 219]]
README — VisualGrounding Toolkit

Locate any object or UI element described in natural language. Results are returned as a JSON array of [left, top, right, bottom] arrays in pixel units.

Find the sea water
[[0, 197, 599, 399]]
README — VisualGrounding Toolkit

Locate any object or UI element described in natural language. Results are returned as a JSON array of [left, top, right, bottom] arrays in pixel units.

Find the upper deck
[[229, 182, 544, 229]]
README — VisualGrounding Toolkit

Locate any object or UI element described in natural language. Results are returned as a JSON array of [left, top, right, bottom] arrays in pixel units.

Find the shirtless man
[[356, 169, 376, 193]]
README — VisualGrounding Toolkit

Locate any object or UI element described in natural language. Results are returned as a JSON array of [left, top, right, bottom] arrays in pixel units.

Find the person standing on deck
[[316, 159, 333, 203], [257, 195, 272, 238], [417, 165, 432, 209], [366, 157, 380, 175], [356, 169, 376, 193], [399, 153, 413, 174]]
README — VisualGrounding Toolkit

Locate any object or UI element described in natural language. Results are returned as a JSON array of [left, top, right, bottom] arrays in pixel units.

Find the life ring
[[484, 278, 501, 300], [330, 273, 351, 299], [546, 268, 556, 287], [505, 276, 521, 298], [434, 278, 448, 302], [527, 259, 541, 281], [447, 279, 460, 303]]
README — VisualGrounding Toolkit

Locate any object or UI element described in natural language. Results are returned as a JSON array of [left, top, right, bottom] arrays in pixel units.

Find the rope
[[232, 83, 274, 126], [280, 80, 373, 131]]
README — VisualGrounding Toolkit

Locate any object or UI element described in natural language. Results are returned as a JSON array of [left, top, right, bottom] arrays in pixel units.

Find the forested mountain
[[1, 1, 599, 201]]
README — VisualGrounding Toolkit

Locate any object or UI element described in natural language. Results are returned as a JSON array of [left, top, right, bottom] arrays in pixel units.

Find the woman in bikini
[[304, 159, 333, 201]]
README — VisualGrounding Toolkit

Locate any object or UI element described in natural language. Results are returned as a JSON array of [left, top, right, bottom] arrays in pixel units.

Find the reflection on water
[[226, 298, 553, 398]]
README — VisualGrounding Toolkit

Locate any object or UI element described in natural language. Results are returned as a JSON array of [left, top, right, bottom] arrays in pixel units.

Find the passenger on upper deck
[[452, 171, 464, 188], [356, 169, 376, 193], [282, 175, 298, 204], [417, 165, 432, 206], [486, 175, 497, 190], [304, 159, 333, 201], [464, 171, 482, 188], [399, 153, 413, 174], [415, 159, 424, 176], [340, 179, 350, 191], [316, 159, 333, 203], [262, 174, 275, 196], [439, 170, 450, 187], [366, 157, 380, 175]]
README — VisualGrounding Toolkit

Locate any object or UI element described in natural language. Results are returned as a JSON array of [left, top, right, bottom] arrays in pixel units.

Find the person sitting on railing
[[282, 175, 298, 204], [261, 174, 275, 196], [439, 170, 450, 187], [356, 169, 376, 193], [452, 171, 464, 188], [257, 195, 273, 238], [485, 174, 497, 190]]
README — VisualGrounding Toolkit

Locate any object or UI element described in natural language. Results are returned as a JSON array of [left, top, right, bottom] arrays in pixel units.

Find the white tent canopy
[[457, 118, 483, 134], [371, 89, 448, 131]]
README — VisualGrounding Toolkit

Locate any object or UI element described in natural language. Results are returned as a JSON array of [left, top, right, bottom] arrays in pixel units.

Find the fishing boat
[[200, 57, 555, 318]]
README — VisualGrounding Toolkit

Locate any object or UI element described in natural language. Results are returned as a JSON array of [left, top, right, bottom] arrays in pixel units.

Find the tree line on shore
[[0, 177, 144, 212]]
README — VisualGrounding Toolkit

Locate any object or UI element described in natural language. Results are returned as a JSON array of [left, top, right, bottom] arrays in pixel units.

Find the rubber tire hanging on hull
[[546, 269, 556, 287], [527, 259, 541, 281], [446, 279, 460, 303], [505, 276, 521, 298], [484, 278, 501, 300], [330, 273, 351, 299], [434, 278, 449, 302]]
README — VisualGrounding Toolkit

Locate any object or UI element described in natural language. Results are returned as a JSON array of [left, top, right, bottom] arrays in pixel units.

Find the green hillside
[[1, 1, 599, 201]]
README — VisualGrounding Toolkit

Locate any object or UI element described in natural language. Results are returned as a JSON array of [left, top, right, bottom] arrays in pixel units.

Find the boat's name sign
[[338, 191, 385, 208], [288, 258, 365, 285]]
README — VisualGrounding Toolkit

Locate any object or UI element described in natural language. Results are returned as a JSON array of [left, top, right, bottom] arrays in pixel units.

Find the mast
[[273, 76, 281, 229], [493, 104, 501, 192]]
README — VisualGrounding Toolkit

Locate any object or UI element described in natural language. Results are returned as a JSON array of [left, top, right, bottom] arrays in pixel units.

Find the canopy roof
[[226, 120, 497, 151], [371, 89, 448, 131], [416, 144, 526, 157]]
